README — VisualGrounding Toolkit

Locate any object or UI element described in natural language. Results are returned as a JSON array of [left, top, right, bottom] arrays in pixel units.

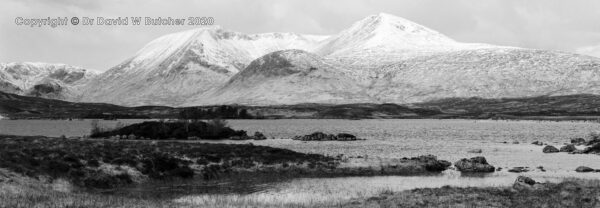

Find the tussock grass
[[347, 178, 600, 208]]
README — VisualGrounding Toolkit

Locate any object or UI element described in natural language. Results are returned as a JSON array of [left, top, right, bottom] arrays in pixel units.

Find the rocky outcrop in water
[[559, 144, 577, 152], [542, 145, 559, 153], [508, 167, 529, 173], [414, 155, 452, 172], [292, 132, 363, 141], [531, 141, 543, 146], [454, 156, 495, 172], [467, 149, 482, 153], [575, 166, 595, 172]]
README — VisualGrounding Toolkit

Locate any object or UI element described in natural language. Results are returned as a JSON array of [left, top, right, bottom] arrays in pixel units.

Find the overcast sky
[[1, 0, 600, 71]]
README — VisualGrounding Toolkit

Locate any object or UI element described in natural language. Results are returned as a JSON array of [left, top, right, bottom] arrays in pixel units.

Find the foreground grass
[[3, 173, 600, 208], [0, 168, 178, 208], [346, 178, 600, 208]]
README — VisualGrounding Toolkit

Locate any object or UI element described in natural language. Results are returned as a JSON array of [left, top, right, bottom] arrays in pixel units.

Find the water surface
[[2, 119, 600, 205]]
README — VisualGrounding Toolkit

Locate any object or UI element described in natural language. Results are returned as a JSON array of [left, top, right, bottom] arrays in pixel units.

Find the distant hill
[[3, 91, 600, 120], [416, 94, 600, 120]]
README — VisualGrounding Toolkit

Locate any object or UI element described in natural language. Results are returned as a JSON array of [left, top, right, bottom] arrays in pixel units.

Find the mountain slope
[[67, 13, 600, 106], [78, 26, 328, 106], [369, 48, 600, 103], [0, 62, 96, 99], [197, 49, 369, 105]]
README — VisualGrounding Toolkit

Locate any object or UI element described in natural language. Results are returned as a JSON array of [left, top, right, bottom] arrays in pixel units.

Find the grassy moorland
[[3, 168, 600, 208], [0, 170, 179, 208], [0, 135, 338, 189], [345, 179, 600, 208]]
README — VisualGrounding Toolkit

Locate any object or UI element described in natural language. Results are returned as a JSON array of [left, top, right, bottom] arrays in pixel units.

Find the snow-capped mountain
[[315, 13, 497, 70], [78, 26, 328, 106], [60, 13, 600, 106], [0, 62, 97, 99]]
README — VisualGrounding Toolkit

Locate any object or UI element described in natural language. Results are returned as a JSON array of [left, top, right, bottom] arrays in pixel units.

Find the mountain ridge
[[2, 13, 600, 106]]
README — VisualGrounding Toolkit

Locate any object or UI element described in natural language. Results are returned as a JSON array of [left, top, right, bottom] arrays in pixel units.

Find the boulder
[[559, 144, 577, 152], [467, 149, 483, 154], [583, 143, 600, 154], [587, 139, 600, 146], [253, 132, 267, 140], [531, 141, 543, 146], [513, 176, 536, 190], [337, 133, 357, 141], [508, 167, 529, 173], [542, 145, 559, 153], [454, 156, 495, 172], [570, 138, 586, 145], [575, 166, 594, 172], [414, 155, 452, 172], [585, 133, 600, 145]]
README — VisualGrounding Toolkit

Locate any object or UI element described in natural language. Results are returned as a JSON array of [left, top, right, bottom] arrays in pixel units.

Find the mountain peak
[[315, 13, 460, 57], [353, 13, 442, 36]]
